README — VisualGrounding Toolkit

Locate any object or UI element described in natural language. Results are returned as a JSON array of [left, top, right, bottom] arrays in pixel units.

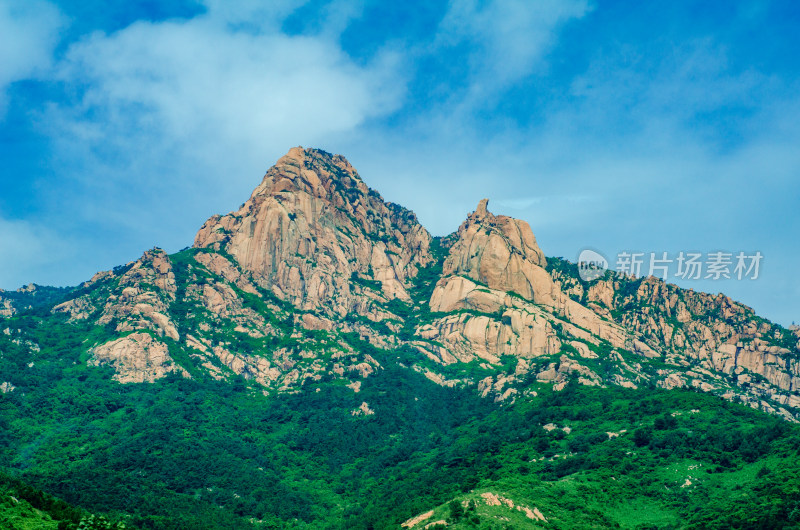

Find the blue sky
[[1, 0, 798, 326]]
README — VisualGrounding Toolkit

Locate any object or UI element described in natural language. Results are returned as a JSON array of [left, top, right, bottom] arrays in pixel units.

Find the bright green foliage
[[1, 471, 114, 529], [1, 247, 799, 528], [3, 318, 800, 529]]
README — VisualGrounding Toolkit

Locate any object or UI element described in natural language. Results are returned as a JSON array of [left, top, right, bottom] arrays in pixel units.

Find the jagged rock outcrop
[[437, 200, 628, 334], [89, 332, 185, 383], [193, 147, 432, 316], [46, 237, 387, 396], [52, 296, 93, 320], [0, 294, 14, 318], [442, 199, 551, 304], [550, 261, 800, 418], [420, 200, 628, 368], [55, 249, 182, 342], [102, 250, 180, 341]]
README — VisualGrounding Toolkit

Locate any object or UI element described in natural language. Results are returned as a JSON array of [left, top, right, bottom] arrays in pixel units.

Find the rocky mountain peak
[[248, 147, 366, 205], [442, 197, 549, 302], [193, 147, 432, 314]]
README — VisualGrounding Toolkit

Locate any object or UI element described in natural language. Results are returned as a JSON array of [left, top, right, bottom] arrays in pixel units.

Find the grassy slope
[[0, 493, 59, 530]]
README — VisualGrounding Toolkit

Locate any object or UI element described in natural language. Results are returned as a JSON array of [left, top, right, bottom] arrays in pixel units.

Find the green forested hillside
[[1, 304, 800, 529]]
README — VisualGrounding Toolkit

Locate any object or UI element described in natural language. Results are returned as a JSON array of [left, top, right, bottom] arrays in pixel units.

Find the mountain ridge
[[3, 146, 798, 422]]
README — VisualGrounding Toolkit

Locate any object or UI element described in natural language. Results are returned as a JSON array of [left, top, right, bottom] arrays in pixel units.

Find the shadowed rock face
[[194, 147, 432, 315]]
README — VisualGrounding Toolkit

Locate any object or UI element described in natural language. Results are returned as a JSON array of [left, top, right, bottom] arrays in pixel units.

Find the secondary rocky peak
[[441, 198, 550, 303], [460, 198, 546, 267], [427, 200, 628, 368]]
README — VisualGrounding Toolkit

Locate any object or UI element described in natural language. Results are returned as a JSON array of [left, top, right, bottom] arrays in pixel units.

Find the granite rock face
[[423, 200, 628, 367], [89, 332, 186, 383], [552, 265, 800, 419], [442, 199, 550, 304], [193, 147, 432, 316], [0, 295, 15, 318], [55, 249, 181, 341]]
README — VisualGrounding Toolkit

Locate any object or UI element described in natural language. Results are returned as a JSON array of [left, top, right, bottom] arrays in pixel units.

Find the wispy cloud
[[49, 4, 403, 170], [435, 0, 590, 99], [0, 0, 63, 116], [398, 0, 592, 135]]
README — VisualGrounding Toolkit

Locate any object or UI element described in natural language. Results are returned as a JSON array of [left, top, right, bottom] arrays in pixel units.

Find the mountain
[[1, 147, 799, 529], [42, 146, 800, 420]]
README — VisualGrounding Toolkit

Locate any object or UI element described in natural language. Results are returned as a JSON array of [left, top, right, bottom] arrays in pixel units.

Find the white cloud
[[436, 0, 590, 102], [566, 39, 769, 142], [198, 0, 306, 31], [34, 2, 407, 260], [0, 0, 63, 115], [52, 13, 403, 163]]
